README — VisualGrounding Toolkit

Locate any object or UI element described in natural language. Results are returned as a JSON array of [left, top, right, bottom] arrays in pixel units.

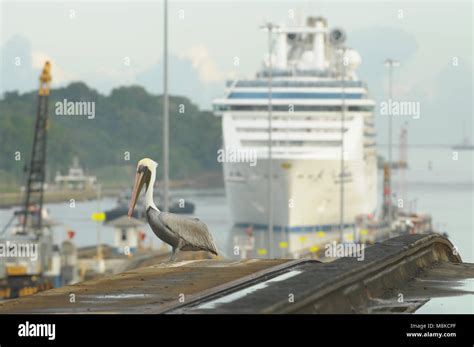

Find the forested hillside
[[0, 82, 222, 188]]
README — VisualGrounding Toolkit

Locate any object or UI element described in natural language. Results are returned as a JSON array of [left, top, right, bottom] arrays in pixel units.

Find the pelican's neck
[[145, 167, 160, 212]]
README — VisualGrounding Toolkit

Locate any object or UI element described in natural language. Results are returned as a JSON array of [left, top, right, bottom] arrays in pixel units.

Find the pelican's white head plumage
[[128, 158, 159, 217], [139, 158, 158, 168]]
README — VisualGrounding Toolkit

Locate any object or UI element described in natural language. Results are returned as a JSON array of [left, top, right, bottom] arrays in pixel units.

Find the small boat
[[452, 137, 474, 151], [53, 156, 97, 191], [452, 123, 474, 150], [104, 189, 195, 222]]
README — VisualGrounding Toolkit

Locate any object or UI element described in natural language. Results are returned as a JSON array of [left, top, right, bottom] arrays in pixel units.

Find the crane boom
[[21, 61, 52, 233]]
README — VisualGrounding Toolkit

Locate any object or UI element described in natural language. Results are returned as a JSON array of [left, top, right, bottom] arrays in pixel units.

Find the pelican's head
[[128, 158, 158, 217]]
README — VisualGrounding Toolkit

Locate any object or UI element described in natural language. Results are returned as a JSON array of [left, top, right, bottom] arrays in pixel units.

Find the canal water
[[0, 147, 472, 263]]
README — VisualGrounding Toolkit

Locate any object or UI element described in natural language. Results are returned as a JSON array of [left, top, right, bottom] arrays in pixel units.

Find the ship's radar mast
[[263, 16, 361, 79]]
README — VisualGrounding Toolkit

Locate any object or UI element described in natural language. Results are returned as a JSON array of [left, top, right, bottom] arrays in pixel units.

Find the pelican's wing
[[158, 212, 218, 254]]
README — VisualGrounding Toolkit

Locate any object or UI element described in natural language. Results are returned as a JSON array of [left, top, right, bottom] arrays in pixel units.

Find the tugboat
[[53, 156, 97, 191], [104, 189, 195, 222]]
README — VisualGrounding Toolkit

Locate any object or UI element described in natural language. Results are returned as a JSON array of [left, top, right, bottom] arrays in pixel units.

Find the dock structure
[[0, 234, 472, 314]]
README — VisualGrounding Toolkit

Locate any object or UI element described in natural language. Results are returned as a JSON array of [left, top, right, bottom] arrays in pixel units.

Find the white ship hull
[[213, 16, 378, 231], [224, 156, 377, 229]]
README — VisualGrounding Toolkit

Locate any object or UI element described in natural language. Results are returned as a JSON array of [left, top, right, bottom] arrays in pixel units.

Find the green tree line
[[0, 82, 223, 188]]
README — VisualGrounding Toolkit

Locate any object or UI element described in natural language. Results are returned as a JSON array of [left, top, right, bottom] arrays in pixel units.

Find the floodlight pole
[[262, 22, 278, 258], [163, 0, 170, 213]]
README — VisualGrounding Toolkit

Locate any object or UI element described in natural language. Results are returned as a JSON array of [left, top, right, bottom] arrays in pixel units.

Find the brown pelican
[[127, 158, 218, 261]]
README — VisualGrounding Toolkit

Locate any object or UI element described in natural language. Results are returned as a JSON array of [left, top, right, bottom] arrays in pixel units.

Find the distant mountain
[[0, 82, 222, 184]]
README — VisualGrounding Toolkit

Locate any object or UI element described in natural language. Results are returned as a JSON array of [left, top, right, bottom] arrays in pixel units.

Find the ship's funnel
[[308, 17, 327, 70], [276, 31, 287, 69]]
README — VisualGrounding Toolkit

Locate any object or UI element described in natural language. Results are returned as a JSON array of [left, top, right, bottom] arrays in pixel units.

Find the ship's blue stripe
[[229, 92, 364, 99], [227, 81, 367, 88], [235, 223, 356, 232]]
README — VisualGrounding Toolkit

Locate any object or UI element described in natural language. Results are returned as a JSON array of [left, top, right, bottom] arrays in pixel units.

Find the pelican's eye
[[137, 165, 148, 173]]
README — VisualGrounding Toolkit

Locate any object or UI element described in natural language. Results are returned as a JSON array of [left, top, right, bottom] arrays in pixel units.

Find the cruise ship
[[213, 17, 377, 231]]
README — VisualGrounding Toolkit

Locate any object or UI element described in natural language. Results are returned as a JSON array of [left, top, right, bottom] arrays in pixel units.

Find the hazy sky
[[0, 0, 472, 144]]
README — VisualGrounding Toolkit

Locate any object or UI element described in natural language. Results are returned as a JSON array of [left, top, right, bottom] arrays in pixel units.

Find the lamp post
[[339, 47, 347, 243], [384, 59, 399, 228], [261, 22, 279, 258], [163, 0, 170, 213], [95, 184, 104, 273]]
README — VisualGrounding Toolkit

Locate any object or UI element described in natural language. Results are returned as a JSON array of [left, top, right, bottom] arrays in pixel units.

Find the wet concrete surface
[[0, 234, 472, 314], [0, 259, 289, 313], [169, 234, 474, 314]]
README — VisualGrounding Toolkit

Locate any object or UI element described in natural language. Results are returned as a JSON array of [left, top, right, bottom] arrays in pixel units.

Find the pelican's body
[[128, 158, 217, 261]]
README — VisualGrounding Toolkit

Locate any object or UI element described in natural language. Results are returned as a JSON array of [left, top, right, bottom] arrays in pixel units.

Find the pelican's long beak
[[128, 170, 146, 217]]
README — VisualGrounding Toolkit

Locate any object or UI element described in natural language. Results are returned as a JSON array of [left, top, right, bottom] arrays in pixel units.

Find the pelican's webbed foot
[[169, 248, 179, 262]]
